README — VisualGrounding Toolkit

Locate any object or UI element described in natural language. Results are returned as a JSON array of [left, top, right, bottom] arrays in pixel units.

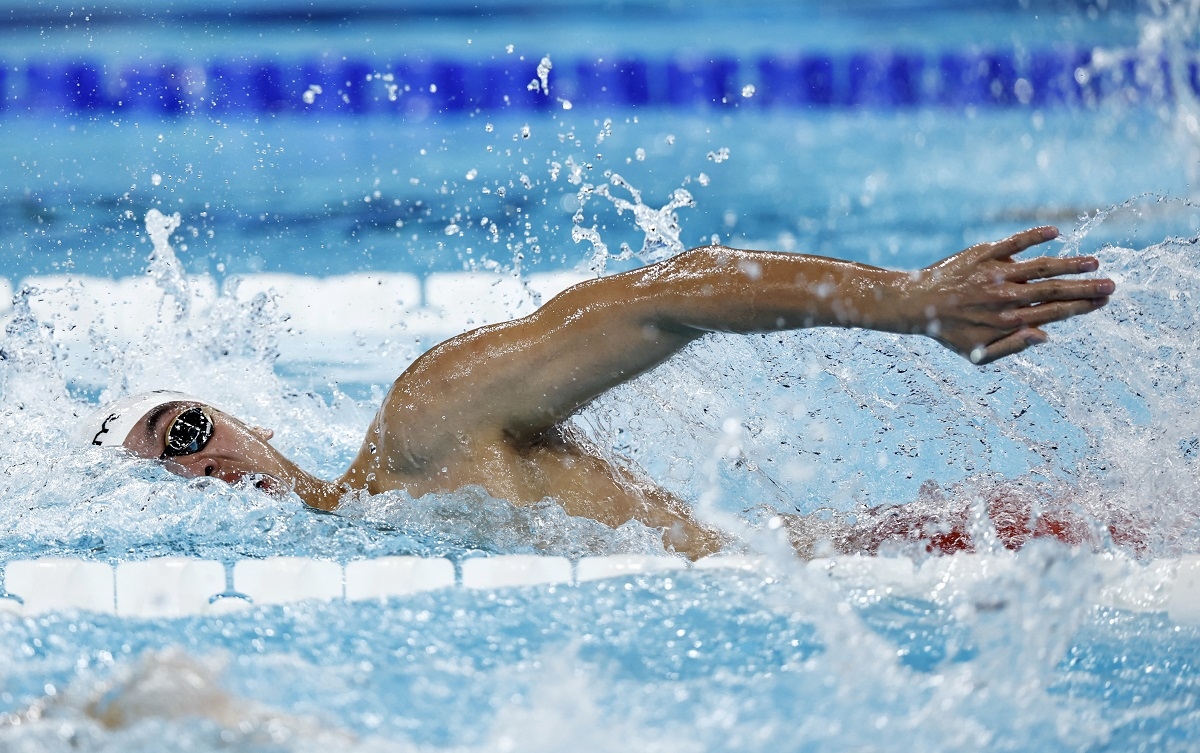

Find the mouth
[[248, 473, 288, 498]]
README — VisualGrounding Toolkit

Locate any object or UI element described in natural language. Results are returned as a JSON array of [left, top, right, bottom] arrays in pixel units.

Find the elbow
[[637, 244, 739, 287], [673, 245, 767, 286], [623, 245, 745, 335], [671, 244, 738, 275]]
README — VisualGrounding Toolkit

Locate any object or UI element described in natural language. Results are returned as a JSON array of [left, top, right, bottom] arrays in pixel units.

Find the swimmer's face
[[120, 401, 290, 495]]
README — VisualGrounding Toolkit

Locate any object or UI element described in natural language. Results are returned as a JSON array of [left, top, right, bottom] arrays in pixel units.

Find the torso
[[341, 421, 724, 559]]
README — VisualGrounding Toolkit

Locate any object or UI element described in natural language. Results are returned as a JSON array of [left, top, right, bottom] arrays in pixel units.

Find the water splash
[[529, 55, 552, 96], [5, 192, 1200, 566], [338, 486, 669, 559], [0, 207, 683, 565], [572, 172, 696, 273], [1092, 0, 1200, 187], [143, 209, 188, 320], [573, 207, 1200, 560]]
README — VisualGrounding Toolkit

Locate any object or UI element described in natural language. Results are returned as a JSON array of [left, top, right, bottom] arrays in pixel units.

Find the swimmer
[[79, 226, 1114, 559]]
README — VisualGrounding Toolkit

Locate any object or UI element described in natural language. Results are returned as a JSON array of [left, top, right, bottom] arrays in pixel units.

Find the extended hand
[[907, 226, 1114, 365]]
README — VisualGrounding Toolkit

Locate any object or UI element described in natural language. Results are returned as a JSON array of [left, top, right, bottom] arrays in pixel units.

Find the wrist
[[856, 269, 920, 333]]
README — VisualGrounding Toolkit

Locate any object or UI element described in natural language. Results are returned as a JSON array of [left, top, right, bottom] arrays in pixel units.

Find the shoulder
[[364, 372, 511, 475]]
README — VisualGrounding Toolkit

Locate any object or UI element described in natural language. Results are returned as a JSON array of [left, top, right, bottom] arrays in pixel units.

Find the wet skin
[[121, 227, 1115, 560]]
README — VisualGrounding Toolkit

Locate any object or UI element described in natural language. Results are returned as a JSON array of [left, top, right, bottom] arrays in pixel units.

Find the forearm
[[640, 229, 1113, 366], [640, 245, 919, 336]]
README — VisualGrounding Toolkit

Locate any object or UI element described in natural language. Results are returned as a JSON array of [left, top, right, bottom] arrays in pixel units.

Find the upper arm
[[378, 262, 704, 460]]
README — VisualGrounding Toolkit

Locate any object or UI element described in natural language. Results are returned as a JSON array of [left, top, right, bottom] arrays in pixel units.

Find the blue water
[[2, 558, 1199, 751], [3, 1, 1200, 750]]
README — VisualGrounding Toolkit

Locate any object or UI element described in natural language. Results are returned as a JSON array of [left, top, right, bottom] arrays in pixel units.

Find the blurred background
[[0, 0, 1189, 285]]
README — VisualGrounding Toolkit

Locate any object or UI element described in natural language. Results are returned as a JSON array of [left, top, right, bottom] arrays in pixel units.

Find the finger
[[1001, 297, 1110, 329], [971, 328, 1049, 365], [974, 226, 1059, 262], [1005, 255, 1099, 283], [1000, 278, 1115, 306]]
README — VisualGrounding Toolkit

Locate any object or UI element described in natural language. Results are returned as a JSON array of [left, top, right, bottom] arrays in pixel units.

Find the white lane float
[[1, 554, 1197, 624]]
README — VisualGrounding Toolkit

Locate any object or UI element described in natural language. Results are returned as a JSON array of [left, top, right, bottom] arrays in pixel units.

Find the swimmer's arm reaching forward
[[380, 226, 1112, 457]]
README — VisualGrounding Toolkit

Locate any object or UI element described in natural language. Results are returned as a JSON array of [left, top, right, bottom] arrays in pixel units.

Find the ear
[[249, 426, 275, 442]]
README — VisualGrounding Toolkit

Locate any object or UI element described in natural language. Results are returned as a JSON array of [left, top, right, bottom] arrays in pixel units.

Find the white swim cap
[[78, 390, 214, 449]]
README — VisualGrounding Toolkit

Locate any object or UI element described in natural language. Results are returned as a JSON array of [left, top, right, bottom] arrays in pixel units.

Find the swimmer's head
[[79, 390, 212, 451], [79, 390, 289, 495]]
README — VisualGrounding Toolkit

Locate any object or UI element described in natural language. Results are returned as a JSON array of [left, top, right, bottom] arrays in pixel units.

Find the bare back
[[342, 392, 726, 558]]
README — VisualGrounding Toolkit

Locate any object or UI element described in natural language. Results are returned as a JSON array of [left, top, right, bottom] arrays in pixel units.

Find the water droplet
[[706, 147, 730, 163]]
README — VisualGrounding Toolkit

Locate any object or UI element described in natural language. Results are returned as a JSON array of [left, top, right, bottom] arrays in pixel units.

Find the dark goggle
[[162, 406, 214, 458]]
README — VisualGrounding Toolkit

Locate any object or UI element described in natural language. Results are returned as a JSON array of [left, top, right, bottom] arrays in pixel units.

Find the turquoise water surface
[[2, 1, 1200, 751]]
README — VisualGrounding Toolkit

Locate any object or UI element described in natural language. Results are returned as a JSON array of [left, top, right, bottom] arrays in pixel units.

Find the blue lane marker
[[0, 48, 1193, 117], [665, 57, 739, 108], [937, 52, 1013, 106], [1026, 49, 1091, 106], [206, 60, 294, 113], [847, 52, 924, 107], [563, 58, 652, 107], [124, 64, 194, 114], [755, 56, 834, 107]]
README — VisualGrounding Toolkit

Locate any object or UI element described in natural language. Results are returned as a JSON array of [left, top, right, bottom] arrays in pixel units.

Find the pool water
[[3, 1, 1200, 751]]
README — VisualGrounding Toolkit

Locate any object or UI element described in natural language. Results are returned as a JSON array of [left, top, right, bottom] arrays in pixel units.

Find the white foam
[[422, 271, 587, 334], [693, 554, 770, 571], [234, 272, 421, 335], [2, 264, 601, 438], [22, 275, 219, 343], [1096, 555, 1177, 612], [525, 271, 592, 303], [423, 272, 534, 331], [207, 594, 255, 614], [1167, 555, 1200, 624], [911, 550, 1019, 594], [461, 554, 572, 588], [16, 271, 590, 384], [808, 555, 917, 589], [231, 271, 422, 368], [19, 275, 220, 384]]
